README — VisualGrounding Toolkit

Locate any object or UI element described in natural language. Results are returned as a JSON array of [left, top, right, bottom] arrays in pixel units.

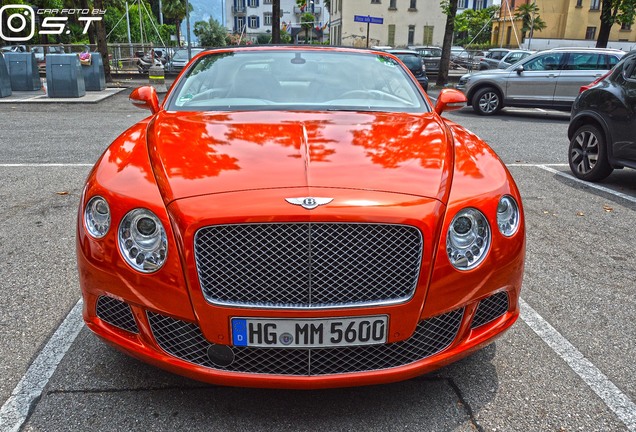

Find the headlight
[[118, 208, 167, 273], [497, 195, 520, 237], [84, 196, 110, 238], [447, 208, 490, 270]]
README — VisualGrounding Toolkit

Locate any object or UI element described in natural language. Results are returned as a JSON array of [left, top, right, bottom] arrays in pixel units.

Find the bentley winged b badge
[[285, 197, 333, 210]]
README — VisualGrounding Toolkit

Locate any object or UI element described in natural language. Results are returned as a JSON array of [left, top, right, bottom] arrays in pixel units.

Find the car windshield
[[419, 48, 441, 57], [167, 49, 429, 113], [394, 54, 421, 70], [173, 49, 202, 61]]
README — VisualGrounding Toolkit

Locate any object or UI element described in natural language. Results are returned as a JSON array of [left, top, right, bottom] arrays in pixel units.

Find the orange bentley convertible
[[77, 46, 525, 389]]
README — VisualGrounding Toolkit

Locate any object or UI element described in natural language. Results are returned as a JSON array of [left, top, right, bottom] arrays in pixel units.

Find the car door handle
[[548, 74, 556, 78]]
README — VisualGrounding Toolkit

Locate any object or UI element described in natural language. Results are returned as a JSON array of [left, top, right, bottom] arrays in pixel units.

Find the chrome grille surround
[[147, 309, 463, 376], [96, 296, 139, 334], [471, 291, 509, 329], [194, 223, 423, 309]]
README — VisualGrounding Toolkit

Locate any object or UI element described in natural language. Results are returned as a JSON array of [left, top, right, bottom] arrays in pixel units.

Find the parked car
[[167, 48, 205, 73], [408, 45, 442, 73], [479, 48, 511, 70], [1, 45, 26, 53], [497, 50, 533, 69], [30, 45, 65, 70], [451, 46, 484, 70], [567, 50, 636, 181], [386, 49, 429, 91], [456, 48, 624, 115], [77, 45, 525, 389]]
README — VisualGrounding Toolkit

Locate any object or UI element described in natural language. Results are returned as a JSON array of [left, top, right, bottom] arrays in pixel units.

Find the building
[[492, 0, 636, 48], [457, 0, 497, 13], [329, 0, 447, 48], [225, 0, 330, 43]]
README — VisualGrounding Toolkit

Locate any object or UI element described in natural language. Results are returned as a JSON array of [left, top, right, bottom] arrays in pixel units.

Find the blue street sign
[[354, 15, 383, 24]]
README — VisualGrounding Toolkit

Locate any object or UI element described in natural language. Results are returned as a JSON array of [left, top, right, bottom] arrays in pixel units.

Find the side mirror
[[129, 86, 159, 114], [434, 88, 467, 115], [515, 65, 524, 74]]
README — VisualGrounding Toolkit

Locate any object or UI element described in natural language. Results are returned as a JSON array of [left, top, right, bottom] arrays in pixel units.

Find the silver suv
[[456, 48, 624, 115]]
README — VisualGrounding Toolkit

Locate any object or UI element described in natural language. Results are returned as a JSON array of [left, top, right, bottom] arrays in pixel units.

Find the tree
[[94, 0, 111, 82], [596, 0, 636, 48], [272, 0, 281, 43], [513, 2, 546, 42], [163, 0, 190, 46], [454, 6, 498, 46], [437, 0, 459, 87], [301, 12, 315, 43], [193, 18, 227, 47]]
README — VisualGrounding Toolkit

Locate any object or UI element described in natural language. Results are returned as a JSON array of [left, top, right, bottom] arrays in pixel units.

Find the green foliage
[[193, 18, 227, 47], [104, 1, 175, 45], [600, 0, 636, 26], [453, 6, 498, 46], [513, 3, 546, 39]]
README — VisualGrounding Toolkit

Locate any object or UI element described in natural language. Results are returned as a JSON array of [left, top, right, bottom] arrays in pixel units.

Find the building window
[[264, 12, 272, 26], [388, 24, 396, 46], [423, 25, 434, 45], [247, 0, 258, 7], [585, 26, 596, 39], [475, 0, 486, 9], [590, 0, 600, 10], [408, 25, 415, 45], [371, 0, 381, 3], [458, 0, 468, 8], [576, 0, 582, 6], [389, 0, 397, 9], [620, 22, 632, 31], [263, 0, 272, 3], [248, 15, 259, 28], [409, 0, 417, 10], [235, 16, 246, 31]]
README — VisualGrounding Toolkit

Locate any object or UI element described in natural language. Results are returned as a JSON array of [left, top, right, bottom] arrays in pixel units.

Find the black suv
[[568, 50, 636, 181]]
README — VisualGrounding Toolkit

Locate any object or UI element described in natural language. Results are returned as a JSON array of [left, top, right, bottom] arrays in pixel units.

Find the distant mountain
[[180, 0, 224, 45]]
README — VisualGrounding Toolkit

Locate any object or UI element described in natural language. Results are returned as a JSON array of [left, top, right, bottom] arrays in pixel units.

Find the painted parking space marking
[[0, 300, 84, 432], [520, 299, 636, 431]]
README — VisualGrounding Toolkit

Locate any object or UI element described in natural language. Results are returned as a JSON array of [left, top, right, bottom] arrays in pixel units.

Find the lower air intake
[[96, 296, 139, 334], [471, 291, 509, 329]]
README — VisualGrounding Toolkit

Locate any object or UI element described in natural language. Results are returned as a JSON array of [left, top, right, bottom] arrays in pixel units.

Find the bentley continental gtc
[[77, 46, 526, 389]]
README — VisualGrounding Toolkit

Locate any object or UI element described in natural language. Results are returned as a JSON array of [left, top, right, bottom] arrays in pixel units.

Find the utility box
[[46, 54, 85, 98], [4, 52, 41, 91], [0, 53, 11, 98], [81, 53, 106, 91]]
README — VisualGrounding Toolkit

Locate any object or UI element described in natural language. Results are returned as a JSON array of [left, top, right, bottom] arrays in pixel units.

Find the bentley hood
[[147, 110, 453, 203]]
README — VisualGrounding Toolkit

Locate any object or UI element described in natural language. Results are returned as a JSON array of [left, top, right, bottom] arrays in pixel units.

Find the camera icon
[[0, 5, 36, 42]]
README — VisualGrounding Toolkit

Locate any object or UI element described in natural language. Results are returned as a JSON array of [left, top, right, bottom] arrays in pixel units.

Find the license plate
[[231, 316, 388, 348]]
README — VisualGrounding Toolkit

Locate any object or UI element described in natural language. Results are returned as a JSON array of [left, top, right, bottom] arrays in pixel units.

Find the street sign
[[354, 15, 384, 24]]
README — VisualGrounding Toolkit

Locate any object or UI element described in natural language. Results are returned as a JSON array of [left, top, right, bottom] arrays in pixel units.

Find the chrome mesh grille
[[96, 296, 139, 334], [471, 291, 509, 329], [194, 223, 423, 308], [147, 309, 463, 376]]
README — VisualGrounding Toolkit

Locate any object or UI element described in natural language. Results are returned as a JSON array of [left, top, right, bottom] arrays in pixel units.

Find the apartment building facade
[[493, 0, 636, 48], [329, 0, 447, 48], [225, 0, 330, 42]]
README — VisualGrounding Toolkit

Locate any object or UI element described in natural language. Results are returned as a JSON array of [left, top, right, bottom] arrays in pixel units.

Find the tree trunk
[[80, 0, 96, 45], [93, 0, 112, 82], [437, 0, 459, 87], [272, 0, 281, 43], [176, 19, 182, 46], [596, 0, 616, 48]]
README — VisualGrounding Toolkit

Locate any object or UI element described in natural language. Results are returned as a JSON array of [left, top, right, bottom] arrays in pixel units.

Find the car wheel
[[568, 125, 613, 182], [472, 87, 502, 115]]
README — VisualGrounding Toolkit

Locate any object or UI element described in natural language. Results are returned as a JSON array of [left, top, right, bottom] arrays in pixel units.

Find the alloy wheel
[[570, 130, 599, 175]]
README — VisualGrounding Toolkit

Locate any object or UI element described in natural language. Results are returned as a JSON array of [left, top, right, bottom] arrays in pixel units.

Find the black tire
[[568, 124, 613, 182], [471, 87, 503, 115]]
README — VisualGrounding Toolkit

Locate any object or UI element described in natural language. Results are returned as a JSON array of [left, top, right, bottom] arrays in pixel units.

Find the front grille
[[96, 296, 139, 334], [194, 223, 423, 308], [147, 309, 463, 376], [471, 291, 509, 329]]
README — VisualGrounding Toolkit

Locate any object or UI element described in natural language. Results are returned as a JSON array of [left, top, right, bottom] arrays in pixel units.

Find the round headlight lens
[[497, 195, 520, 237], [84, 196, 110, 238], [118, 209, 167, 273], [447, 208, 490, 270]]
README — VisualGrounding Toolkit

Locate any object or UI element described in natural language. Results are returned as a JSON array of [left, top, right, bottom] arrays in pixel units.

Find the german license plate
[[231, 316, 388, 348]]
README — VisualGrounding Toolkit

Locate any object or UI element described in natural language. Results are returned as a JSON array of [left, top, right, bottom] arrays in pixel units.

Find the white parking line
[[0, 300, 84, 432], [536, 164, 636, 204], [520, 299, 636, 431]]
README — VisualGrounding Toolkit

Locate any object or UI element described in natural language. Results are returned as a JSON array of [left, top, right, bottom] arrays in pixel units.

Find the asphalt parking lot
[[0, 84, 635, 431]]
